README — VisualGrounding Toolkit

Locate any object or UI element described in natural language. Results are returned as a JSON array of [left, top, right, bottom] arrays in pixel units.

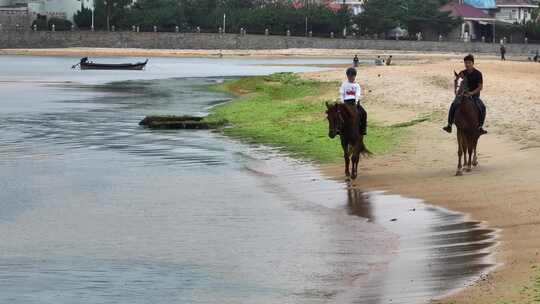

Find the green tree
[[400, 0, 459, 36], [31, 14, 48, 31], [184, 0, 220, 30], [48, 17, 73, 31], [85, 0, 132, 30], [126, 0, 187, 31], [73, 7, 92, 29], [355, 0, 459, 37], [355, 0, 401, 36]]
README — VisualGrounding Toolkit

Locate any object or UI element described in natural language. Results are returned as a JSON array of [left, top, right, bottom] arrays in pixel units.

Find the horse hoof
[[473, 162, 478, 167], [351, 174, 357, 180], [455, 171, 463, 176]]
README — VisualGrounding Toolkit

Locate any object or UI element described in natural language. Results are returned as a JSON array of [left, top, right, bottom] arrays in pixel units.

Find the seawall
[[0, 31, 537, 55]]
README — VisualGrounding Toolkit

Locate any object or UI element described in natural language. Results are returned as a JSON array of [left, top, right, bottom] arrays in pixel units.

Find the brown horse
[[453, 72, 480, 176], [326, 102, 369, 179]]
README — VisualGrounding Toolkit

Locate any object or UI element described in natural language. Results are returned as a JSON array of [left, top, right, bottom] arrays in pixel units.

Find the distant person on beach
[[353, 55, 359, 67], [443, 54, 487, 135], [340, 67, 367, 135], [500, 44, 506, 61], [386, 55, 393, 66], [534, 51, 539, 62]]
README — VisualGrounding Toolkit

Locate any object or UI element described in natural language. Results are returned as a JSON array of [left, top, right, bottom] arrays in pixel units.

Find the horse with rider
[[326, 54, 488, 178]]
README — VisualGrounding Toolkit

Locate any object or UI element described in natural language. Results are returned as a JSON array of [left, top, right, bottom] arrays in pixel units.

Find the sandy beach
[[304, 57, 540, 303]]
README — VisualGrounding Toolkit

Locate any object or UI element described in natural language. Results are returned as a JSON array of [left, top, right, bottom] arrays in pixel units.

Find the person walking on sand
[[500, 44, 506, 61], [353, 55, 359, 67], [443, 54, 487, 135], [386, 55, 393, 66], [340, 67, 367, 135]]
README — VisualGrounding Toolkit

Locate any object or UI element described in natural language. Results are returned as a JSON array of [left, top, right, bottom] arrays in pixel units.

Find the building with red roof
[[441, 1, 496, 41]]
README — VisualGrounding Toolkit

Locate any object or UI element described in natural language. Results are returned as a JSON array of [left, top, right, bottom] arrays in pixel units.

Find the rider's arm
[[468, 82, 483, 96], [339, 82, 345, 102], [356, 84, 362, 102]]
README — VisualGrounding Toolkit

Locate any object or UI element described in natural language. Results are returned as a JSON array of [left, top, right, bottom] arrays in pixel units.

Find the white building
[[494, 0, 539, 24], [0, 0, 82, 22], [329, 0, 365, 15]]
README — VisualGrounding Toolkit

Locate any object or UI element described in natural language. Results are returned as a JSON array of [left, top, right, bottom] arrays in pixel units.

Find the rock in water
[[139, 116, 225, 129]]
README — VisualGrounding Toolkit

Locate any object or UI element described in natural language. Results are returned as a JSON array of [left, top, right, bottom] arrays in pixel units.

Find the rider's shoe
[[442, 125, 452, 133], [478, 127, 488, 135]]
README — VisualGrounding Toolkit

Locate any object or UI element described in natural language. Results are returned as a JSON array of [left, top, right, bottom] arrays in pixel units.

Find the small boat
[[73, 57, 148, 70]]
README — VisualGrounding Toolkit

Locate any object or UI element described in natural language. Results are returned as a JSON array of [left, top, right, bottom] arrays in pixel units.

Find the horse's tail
[[359, 137, 372, 156]]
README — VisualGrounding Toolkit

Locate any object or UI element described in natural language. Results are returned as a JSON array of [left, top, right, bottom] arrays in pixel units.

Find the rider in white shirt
[[339, 67, 367, 135], [340, 80, 362, 104]]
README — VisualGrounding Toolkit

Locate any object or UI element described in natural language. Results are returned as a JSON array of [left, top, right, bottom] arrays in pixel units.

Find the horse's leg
[[472, 136, 479, 167], [466, 147, 473, 172], [464, 140, 471, 172], [465, 135, 473, 172], [341, 137, 350, 177], [351, 146, 360, 180], [456, 132, 463, 176]]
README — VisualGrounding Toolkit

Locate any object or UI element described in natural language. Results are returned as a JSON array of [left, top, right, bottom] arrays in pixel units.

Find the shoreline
[[0, 47, 506, 61], [205, 55, 540, 303], [202, 66, 500, 302], [2, 52, 535, 303], [309, 58, 540, 303]]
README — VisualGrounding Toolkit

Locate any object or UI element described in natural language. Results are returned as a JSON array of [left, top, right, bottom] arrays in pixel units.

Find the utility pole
[[305, 0, 309, 36], [105, 0, 110, 31], [91, 0, 95, 31], [342, 0, 346, 38], [223, 14, 226, 34]]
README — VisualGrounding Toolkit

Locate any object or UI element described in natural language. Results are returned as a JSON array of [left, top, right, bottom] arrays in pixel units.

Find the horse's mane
[[454, 73, 479, 132], [336, 103, 355, 120], [457, 74, 469, 97]]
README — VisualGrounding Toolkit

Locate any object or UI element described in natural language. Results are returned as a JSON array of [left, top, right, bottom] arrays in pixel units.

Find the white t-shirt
[[339, 81, 362, 102]]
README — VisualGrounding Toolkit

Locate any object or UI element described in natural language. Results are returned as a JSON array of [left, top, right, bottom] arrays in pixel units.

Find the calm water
[[0, 56, 495, 304]]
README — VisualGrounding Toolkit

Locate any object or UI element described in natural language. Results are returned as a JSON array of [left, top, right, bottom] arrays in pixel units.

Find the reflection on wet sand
[[342, 188, 497, 304], [346, 187, 373, 220], [242, 154, 497, 304]]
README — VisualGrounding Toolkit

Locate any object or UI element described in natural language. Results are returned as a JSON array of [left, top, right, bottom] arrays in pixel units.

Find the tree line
[[33, 0, 540, 41], [71, 0, 350, 35], [67, 0, 466, 37]]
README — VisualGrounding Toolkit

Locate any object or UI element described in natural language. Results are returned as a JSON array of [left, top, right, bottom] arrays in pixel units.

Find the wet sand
[[243, 152, 497, 303], [307, 57, 540, 303]]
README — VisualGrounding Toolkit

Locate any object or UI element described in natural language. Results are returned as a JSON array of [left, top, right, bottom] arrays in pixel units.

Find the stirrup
[[478, 127, 488, 135], [442, 125, 452, 133]]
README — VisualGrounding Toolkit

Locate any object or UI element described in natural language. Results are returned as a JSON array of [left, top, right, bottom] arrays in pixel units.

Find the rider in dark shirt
[[443, 54, 487, 135]]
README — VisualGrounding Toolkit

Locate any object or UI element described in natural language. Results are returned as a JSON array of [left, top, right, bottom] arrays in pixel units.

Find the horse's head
[[454, 71, 469, 98], [326, 101, 343, 139]]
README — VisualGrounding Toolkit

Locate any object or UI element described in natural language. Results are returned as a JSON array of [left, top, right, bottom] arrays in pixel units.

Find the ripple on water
[[0, 65, 497, 304]]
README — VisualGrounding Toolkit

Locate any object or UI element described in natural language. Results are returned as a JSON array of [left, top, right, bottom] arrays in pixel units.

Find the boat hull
[[80, 62, 147, 70]]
